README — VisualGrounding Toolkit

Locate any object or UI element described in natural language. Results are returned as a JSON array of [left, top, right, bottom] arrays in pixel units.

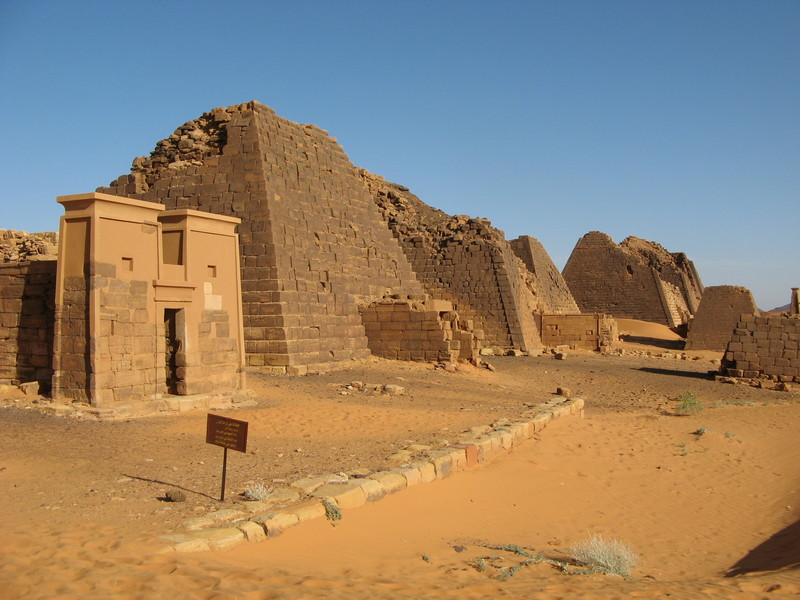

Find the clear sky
[[1, 0, 797, 310]]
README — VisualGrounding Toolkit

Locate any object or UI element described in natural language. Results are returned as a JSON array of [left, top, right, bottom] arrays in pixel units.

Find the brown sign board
[[206, 414, 248, 453]]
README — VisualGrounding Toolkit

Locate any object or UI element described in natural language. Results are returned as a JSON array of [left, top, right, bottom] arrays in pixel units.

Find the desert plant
[[322, 498, 342, 521], [675, 391, 703, 415], [242, 482, 271, 501], [568, 533, 639, 577]]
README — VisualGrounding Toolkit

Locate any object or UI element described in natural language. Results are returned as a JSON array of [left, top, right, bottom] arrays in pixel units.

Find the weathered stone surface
[[249, 512, 300, 537], [238, 520, 267, 543], [563, 231, 703, 327], [367, 471, 407, 495], [686, 286, 759, 351], [283, 499, 327, 523], [509, 235, 579, 314], [187, 527, 246, 551], [311, 481, 368, 509]]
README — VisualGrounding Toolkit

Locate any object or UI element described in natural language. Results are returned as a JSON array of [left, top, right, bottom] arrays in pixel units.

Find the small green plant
[[675, 391, 703, 415], [725, 432, 743, 443], [472, 557, 488, 572], [322, 498, 342, 521], [242, 482, 270, 501], [421, 554, 432, 563], [568, 534, 639, 577], [691, 427, 709, 438]]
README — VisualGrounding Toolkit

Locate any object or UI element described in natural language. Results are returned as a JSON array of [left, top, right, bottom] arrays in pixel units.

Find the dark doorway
[[164, 308, 183, 394]]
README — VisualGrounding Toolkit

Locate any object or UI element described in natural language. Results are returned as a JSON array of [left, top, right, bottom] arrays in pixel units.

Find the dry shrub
[[568, 533, 639, 576]]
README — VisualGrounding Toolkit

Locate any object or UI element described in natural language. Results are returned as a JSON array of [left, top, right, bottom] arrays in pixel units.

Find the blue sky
[[1, 0, 797, 310]]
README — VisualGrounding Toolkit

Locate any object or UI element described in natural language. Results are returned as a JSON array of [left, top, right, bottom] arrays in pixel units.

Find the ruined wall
[[685, 286, 759, 351], [509, 236, 579, 314], [0, 260, 56, 389], [721, 314, 800, 382], [99, 102, 425, 373], [1, 230, 58, 263], [361, 171, 541, 354], [536, 313, 618, 351], [562, 231, 702, 327], [359, 296, 478, 363]]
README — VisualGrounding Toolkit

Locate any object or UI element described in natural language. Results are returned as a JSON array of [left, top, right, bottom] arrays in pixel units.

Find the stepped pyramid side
[[509, 235, 579, 314], [562, 231, 703, 327], [620, 236, 703, 314], [360, 170, 541, 353], [99, 101, 425, 373]]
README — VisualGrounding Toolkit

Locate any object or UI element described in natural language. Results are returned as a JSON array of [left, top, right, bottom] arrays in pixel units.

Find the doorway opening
[[164, 308, 184, 394]]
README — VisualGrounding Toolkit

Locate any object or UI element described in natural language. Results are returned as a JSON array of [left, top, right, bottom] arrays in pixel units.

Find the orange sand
[[3, 403, 799, 598]]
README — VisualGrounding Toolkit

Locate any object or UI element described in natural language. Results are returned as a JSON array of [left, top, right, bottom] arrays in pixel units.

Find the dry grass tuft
[[568, 533, 639, 576]]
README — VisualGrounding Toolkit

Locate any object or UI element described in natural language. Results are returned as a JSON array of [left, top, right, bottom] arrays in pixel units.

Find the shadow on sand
[[636, 366, 716, 380], [620, 335, 685, 350], [122, 473, 219, 501], [727, 518, 800, 576]]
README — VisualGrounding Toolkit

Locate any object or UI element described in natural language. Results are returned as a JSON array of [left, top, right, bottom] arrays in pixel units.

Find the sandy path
[[3, 402, 799, 599]]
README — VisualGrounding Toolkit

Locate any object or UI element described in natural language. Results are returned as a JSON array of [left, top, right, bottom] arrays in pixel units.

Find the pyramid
[[100, 101, 425, 373]]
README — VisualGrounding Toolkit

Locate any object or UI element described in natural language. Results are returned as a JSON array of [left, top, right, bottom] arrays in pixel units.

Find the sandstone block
[[238, 520, 267, 543], [311, 482, 368, 509], [367, 471, 407, 495], [283, 499, 327, 523], [250, 512, 300, 537], [188, 527, 246, 551]]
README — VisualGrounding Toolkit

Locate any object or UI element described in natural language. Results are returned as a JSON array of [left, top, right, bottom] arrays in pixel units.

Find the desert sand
[[1, 320, 799, 599]]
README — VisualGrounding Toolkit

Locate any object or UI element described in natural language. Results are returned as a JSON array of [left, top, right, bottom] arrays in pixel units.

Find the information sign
[[206, 414, 248, 453]]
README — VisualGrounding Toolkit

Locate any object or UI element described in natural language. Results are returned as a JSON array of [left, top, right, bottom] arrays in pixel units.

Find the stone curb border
[[157, 398, 585, 553]]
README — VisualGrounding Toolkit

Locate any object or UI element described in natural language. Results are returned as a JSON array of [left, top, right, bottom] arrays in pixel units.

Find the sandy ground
[[1, 320, 799, 599]]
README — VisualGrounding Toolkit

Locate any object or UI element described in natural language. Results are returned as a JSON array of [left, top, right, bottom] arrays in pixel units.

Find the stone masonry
[[1, 230, 59, 263], [359, 296, 479, 363], [51, 193, 247, 407], [562, 231, 703, 327], [99, 102, 428, 374], [0, 260, 56, 389], [361, 170, 542, 354], [536, 313, 618, 351], [720, 314, 800, 382], [685, 285, 759, 351], [509, 235, 580, 314]]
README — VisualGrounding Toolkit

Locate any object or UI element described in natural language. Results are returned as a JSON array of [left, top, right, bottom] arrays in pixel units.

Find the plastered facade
[[51, 193, 246, 406]]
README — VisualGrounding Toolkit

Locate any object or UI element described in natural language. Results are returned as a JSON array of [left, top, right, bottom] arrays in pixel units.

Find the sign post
[[205, 414, 249, 502]]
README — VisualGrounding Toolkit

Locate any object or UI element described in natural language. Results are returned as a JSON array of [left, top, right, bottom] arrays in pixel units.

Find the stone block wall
[[0, 260, 56, 388], [685, 286, 759, 351], [721, 314, 800, 382], [362, 171, 541, 354], [562, 231, 703, 327], [87, 265, 159, 405], [359, 296, 479, 363], [536, 313, 618, 351], [52, 193, 246, 407], [99, 102, 425, 374], [509, 235, 579, 314]]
